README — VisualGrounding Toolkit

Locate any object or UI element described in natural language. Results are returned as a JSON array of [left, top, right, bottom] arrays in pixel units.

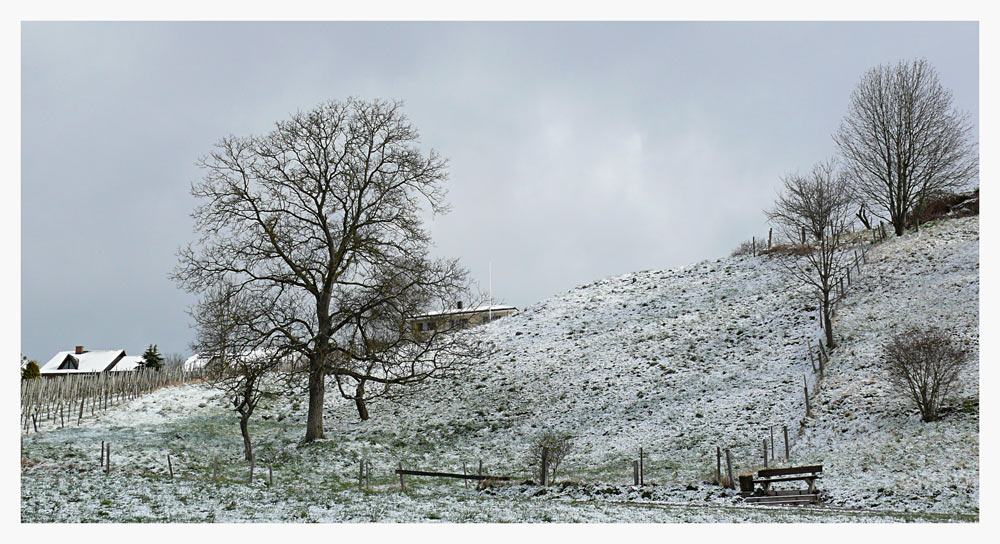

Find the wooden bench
[[739, 464, 822, 505]]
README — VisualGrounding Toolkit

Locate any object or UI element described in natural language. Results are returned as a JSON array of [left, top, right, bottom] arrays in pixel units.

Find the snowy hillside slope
[[342, 244, 829, 483], [21, 217, 978, 522], [792, 216, 979, 514]]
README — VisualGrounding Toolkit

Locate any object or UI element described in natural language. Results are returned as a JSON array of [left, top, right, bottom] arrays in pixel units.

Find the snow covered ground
[[792, 216, 979, 514], [20, 217, 978, 522]]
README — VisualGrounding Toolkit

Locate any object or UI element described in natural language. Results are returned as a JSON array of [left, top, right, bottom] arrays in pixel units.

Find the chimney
[[457, 301, 463, 310], [75, 345, 85, 354]]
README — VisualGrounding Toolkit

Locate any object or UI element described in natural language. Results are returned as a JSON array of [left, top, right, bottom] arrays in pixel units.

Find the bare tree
[[766, 159, 854, 348], [191, 279, 286, 461], [173, 98, 474, 442], [834, 58, 978, 236], [525, 432, 573, 484], [883, 326, 969, 422]]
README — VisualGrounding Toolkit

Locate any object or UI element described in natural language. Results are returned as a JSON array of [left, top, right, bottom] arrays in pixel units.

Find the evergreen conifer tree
[[140, 344, 164, 371]]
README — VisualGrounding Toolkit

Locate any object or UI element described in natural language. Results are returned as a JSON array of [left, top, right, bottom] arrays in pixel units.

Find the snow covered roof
[[109, 355, 144, 372], [40, 350, 126, 374], [412, 304, 518, 319], [184, 353, 212, 371]]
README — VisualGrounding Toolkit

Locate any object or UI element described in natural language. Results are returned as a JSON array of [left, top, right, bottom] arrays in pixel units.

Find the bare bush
[[526, 432, 573, 484], [883, 326, 969, 422], [730, 237, 766, 257]]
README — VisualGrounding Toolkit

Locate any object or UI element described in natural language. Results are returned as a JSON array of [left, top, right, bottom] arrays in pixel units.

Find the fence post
[[768, 228, 772, 250], [249, 454, 255, 485], [268, 458, 274, 487], [463, 461, 469, 489], [100, 440, 105, 468], [762, 438, 768, 468], [105, 444, 111, 474], [803, 375, 811, 417], [359, 458, 364, 491], [633, 460, 639, 486], [769, 426, 775, 463], [783, 426, 790, 460], [639, 447, 644, 486], [168, 453, 174, 479], [725, 449, 735, 490], [399, 461, 406, 492]]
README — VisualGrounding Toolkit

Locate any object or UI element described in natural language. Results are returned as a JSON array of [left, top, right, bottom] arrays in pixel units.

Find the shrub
[[759, 243, 814, 257], [730, 238, 765, 257], [21, 360, 40, 380], [907, 188, 980, 227], [883, 326, 969, 422], [525, 432, 573, 484]]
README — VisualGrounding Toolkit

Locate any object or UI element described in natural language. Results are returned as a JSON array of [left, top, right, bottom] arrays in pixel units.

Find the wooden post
[[783, 426, 790, 460], [633, 460, 639, 485], [808, 349, 816, 372], [268, 458, 273, 487], [803, 376, 811, 416], [725, 449, 735, 490], [168, 454, 174, 479], [801, 226, 806, 244], [463, 462, 469, 489], [716, 447, 722, 485], [478, 459, 483, 479], [105, 444, 111, 474], [769, 426, 775, 463], [762, 438, 768, 468], [366, 461, 371, 489], [101, 440, 105, 468], [639, 447, 644, 486], [359, 459, 364, 491], [768, 228, 772, 250], [847, 268, 851, 285], [399, 461, 406, 492], [249, 454, 255, 485]]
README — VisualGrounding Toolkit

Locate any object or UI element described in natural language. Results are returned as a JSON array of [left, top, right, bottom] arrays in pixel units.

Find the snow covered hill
[[793, 216, 979, 514], [20, 216, 978, 522]]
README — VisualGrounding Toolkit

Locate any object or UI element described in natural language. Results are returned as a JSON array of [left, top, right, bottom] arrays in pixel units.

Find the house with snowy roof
[[410, 301, 518, 338], [39, 346, 140, 376]]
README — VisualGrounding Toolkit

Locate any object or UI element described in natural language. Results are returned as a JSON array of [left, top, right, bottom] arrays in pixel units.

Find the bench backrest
[[757, 464, 823, 478]]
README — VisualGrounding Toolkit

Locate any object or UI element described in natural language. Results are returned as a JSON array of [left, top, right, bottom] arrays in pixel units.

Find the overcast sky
[[20, 21, 978, 362]]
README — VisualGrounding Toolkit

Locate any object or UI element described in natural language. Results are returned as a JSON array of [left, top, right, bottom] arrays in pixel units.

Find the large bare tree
[[174, 98, 475, 442], [767, 159, 854, 348], [834, 58, 978, 236]]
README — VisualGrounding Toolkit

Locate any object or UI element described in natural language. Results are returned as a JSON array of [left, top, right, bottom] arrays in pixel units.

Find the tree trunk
[[305, 363, 326, 442], [823, 290, 835, 348], [240, 415, 253, 461], [354, 380, 369, 421]]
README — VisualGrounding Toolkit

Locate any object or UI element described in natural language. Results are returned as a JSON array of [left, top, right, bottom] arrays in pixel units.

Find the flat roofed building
[[410, 301, 518, 337]]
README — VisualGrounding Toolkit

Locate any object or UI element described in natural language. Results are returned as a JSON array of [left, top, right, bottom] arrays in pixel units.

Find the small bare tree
[[835, 58, 978, 236], [884, 326, 969, 422], [766, 159, 854, 348], [526, 432, 574, 484], [191, 279, 286, 461]]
